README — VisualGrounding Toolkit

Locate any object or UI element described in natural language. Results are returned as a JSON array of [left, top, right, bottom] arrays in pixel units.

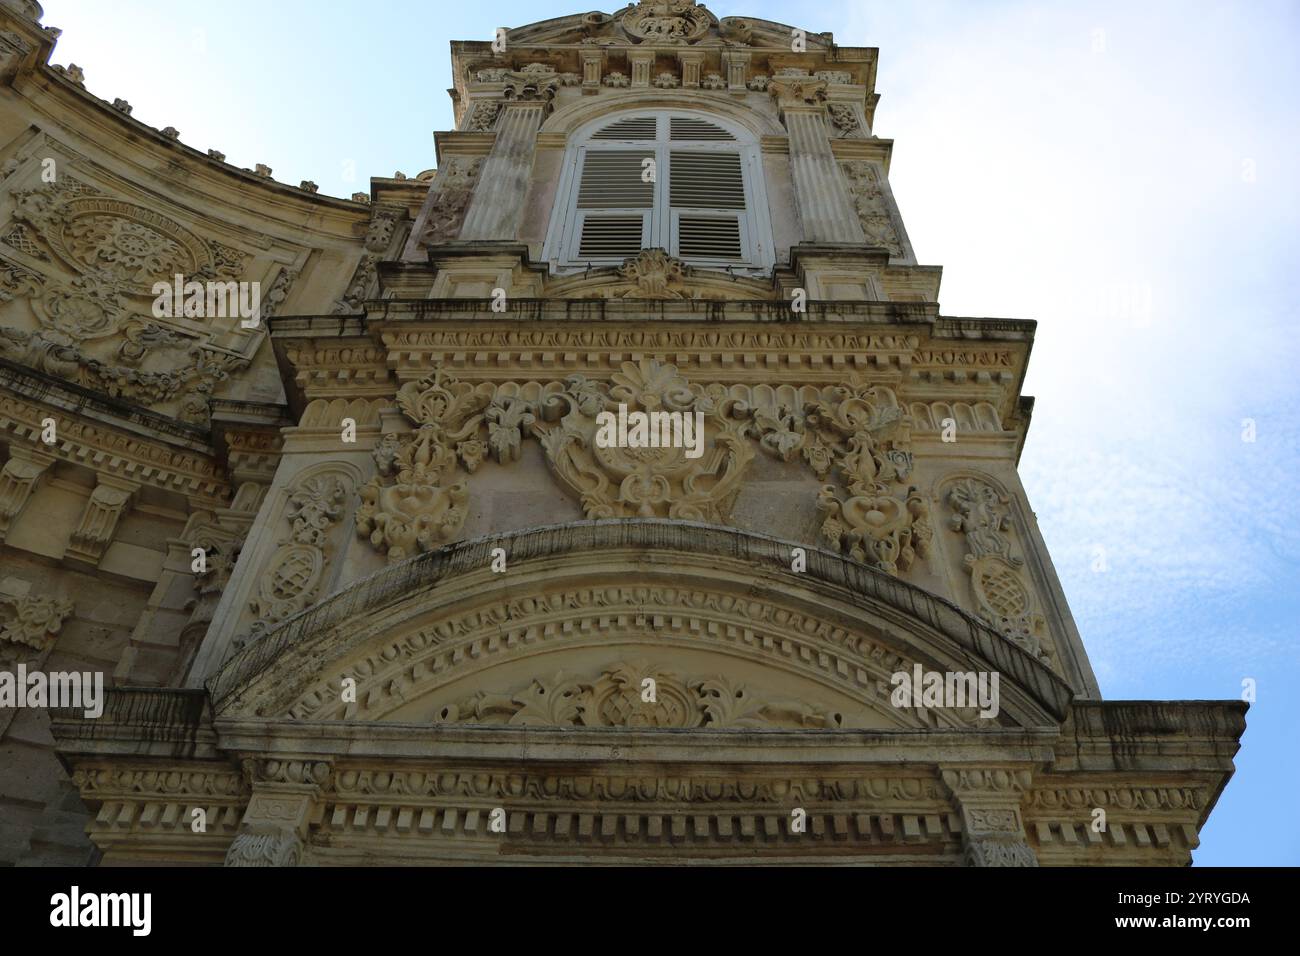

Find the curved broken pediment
[[208, 521, 1073, 731]]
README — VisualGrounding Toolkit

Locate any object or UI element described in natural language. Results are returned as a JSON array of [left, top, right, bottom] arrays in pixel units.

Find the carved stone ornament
[[534, 359, 754, 523], [420, 158, 481, 246], [357, 371, 494, 562], [828, 103, 865, 138], [0, 323, 249, 425], [223, 827, 303, 867], [0, 593, 74, 652], [622, 0, 713, 44], [8, 182, 246, 295], [841, 161, 904, 256], [964, 836, 1040, 867], [618, 248, 689, 298], [947, 478, 1051, 663], [767, 76, 828, 106], [436, 661, 845, 729], [467, 101, 502, 132], [248, 474, 348, 628], [787, 381, 932, 575]]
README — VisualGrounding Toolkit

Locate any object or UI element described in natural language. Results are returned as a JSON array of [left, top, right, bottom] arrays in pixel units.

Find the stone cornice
[[0, 359, 232, 504], [19, 65, 372, 214]]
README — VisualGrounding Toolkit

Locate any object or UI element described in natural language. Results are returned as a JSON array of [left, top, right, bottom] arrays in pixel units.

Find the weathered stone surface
[[0, 0, 1243, 866]]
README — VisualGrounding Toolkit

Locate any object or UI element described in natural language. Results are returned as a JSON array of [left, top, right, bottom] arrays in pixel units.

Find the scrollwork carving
[[356, 371, 494, 562], [946, 477, 1051, 663], [437, 661, 844, 730], [534, 359, 754, 522]]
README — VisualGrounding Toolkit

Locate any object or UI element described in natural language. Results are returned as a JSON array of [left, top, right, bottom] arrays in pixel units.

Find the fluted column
[[458, 100, 549, 241], [770, 77, 866, 244]]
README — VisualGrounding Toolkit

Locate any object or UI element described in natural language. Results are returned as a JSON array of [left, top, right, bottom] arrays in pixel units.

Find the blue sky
[[40, 0, 1300, 865]]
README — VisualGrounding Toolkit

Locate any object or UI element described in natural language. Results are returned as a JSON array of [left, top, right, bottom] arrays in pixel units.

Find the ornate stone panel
[[945, 476, 1052, 665]]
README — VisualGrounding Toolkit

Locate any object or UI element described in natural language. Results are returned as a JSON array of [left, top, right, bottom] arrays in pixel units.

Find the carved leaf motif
[[531, 359, 755, 523], [436, 662, 843, 730]]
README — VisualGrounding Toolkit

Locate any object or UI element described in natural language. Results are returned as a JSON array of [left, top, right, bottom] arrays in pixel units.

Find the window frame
[[543, 109, 776, 275]]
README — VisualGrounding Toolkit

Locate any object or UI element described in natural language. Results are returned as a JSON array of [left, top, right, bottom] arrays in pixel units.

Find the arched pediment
[[208, 522, 1074, 730]]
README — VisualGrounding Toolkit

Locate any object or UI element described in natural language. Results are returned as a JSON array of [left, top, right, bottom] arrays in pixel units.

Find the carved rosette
[[437, 662, 844, 729], [357, 371, 494, 562], [534, 359, 754, 522], [946, 478, 1051, 664], [0, 593, 74, 655]]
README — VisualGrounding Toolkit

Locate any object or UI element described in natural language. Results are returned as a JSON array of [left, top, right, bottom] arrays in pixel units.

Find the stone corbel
[[677, 49, 705, 88], [580, 48, 605, 93], [628, 49, 655, 88], [0, 446, 54, 541], [224, 759, 332, 867], [66, 476, 138, 568], [942, 767, 1039, 867], [721, 50, 750, 93]]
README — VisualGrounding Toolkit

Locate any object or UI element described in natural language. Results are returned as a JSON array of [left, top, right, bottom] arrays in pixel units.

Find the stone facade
[[0, 1, 1243, 866]]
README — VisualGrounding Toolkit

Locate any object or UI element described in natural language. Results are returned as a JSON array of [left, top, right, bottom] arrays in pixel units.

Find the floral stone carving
[[534, 359, 754, 522], [248, 475, 348, 629], [436, 662, 844, 730], [946, 477, 1051, 663], [802, 382, 932, 575], [0, 593, 75, 653], [357, 371, 494, 562]]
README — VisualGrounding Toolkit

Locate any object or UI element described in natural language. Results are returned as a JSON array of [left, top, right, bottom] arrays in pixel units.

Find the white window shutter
[[545, 110, 774, 272]]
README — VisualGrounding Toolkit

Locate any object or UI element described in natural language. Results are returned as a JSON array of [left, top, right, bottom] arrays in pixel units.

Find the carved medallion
[[622, 0, 713, 44]]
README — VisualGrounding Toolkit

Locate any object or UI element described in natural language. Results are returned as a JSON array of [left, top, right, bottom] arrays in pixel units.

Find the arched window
[[543, 110, 775, 274]]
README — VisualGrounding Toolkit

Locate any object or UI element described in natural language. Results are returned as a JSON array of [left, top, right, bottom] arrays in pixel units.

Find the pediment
[[497, 5, 831, 53], [209, 522, 1073, 732]]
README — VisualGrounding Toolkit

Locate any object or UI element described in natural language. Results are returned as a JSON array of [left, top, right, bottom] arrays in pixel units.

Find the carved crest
[[533, 359, 754, 522]]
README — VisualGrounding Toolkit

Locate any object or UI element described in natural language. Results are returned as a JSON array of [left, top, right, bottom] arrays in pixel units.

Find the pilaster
[[459, 100, 551, 241], [770, 77, 866, 244]]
